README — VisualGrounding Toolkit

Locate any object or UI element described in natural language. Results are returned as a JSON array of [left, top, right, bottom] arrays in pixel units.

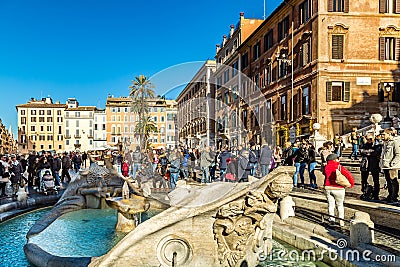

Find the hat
[[326, 154, 338, 161]]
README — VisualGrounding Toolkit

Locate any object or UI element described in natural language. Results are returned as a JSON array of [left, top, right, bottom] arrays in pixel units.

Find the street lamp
[[384, 83, 394, 122]]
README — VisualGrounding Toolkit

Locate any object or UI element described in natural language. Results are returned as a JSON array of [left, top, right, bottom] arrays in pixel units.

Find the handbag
[[225, 173, 235, 181], [336, 165, 351, 188]]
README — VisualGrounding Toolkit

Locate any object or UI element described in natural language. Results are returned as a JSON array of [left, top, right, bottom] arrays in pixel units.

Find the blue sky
[[0, 0, 282, 135]]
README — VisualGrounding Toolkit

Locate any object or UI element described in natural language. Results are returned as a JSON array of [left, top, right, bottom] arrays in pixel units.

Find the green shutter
[[332, 35, 343, 60], [343, 82, 350, 102], [379, 37, 385, 61], [344, 0, 350, 12], [326, 82, 332, 102]]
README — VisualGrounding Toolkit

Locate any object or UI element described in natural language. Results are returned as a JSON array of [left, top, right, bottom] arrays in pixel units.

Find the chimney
[[216, 44, 221, 54], [230, 24, 235, 37], [222, 35, 227, 46]]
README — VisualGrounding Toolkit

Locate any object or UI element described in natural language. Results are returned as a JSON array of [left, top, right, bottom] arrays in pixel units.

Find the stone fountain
[[24, 164, 294, 267]]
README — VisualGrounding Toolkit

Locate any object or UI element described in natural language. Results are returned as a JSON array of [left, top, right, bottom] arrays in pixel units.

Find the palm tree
[[129, 75, 155, 149], [135, 116, 158, 148]]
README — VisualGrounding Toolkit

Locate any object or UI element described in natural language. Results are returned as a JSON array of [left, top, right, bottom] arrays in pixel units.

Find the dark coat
[[218, 150, 232, 169], [360, 142, 382, 172], [9, 161, 23, 184], [237, 156, 251, 180], [52, 157, 62, 172], [259, 145, 273, 165]]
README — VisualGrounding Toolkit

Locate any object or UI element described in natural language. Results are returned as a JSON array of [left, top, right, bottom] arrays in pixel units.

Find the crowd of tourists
[[120, 141, 280, 190], [0, 150, 89, 199]]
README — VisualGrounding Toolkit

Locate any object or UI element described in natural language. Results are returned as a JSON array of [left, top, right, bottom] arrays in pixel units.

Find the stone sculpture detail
[[213, 176, 292, 267]]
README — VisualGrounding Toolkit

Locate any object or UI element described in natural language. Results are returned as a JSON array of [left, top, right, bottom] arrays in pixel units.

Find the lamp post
[[384, 83, 394, 122]]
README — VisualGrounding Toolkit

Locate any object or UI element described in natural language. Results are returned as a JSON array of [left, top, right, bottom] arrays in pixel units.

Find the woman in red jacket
[[324, 153, 355, 226]]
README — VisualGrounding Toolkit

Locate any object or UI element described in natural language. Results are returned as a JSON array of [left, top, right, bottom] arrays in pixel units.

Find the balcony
[[65, 135, 71, 139], [74, 135, 81, 139]]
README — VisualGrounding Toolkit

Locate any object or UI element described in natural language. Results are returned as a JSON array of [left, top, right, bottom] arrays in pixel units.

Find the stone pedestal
[[350, 211, 374, 248], [116, 212, 137, 232], [280, 196, 295, 221], [309, 123, 327, 151], [369, 114, 383, 136]]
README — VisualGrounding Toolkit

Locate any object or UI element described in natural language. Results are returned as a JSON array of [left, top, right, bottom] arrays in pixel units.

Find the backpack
[[0, 164, 4, 177]]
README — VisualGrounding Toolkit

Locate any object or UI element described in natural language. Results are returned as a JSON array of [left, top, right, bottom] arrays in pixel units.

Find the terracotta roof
[[16, 103, 67, 109], [66, 106, 97, 111]]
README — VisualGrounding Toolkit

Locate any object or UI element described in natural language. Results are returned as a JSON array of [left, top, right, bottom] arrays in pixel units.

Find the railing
[[341, 124, 375, 148]]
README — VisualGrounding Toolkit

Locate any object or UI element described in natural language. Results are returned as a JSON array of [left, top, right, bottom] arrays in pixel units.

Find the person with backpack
[[158, 149, 169, 179], [9, 154, 23, 197], [237, 149, 251, 182], [359, 134, 382, 201], [218, 146, 232, 181], [168, 152, 181, 189], [293, 142, 309, 188], [259, 142, 273, 177], [51, 153, 62, 187], [61, 152, 72, 183], [248, 142, 259, 176]]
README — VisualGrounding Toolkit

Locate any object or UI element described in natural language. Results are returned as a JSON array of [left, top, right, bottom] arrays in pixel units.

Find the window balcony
[[74, 135, 81, 139], [65, 135, 71, 139]]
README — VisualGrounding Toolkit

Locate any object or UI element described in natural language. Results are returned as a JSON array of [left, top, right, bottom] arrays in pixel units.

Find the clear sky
[[0, 0, 282, 136]]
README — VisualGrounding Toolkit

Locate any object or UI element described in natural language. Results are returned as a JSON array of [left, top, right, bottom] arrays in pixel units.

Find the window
[[21, 110, 26, 115], [161, 116, 165, 122], [31, 117, 36, 122], [40, 126, 44, 132], [266, 64, 272, 85], [39, 117, 45, 122], [254, 73, 259, 91], [241, 52, 249, 70], [65, 112, 69, 118], [47, 117, 53, 122], [328, 0, 349, 12], [21, 117, 26, 124], [253, 41, 261, 61], [332, 35, 344, 60], [279, 60, 288, 78], [266, 100, 272, 123], [280, 95, 287, 121], [48, 135, 53, 141], [232, 60, 239, 77], [75, 112, 80, 117], [31, 110, 36, 115], [326, 81, 350, 102], [216, 76, 222, 89], [378, 82, 400, 102], [300, 39, 311, 66], [302, 87, 310, 114], [66, 120, 69, 127], [47, 110, 52, 115], [299, 0, 310, 25], [224, 69, 230, 83], [278, 16, 290, 41], [76, 120, 79, 127], [379, 37, 400, 61], [380, 0, 400, 13], [224, 91, 230, 104], [47, 126, 52, 131], [39, 110, 44, 115], [39, 135, 45, 141], [153, 116, 158, 122], [264, 30, 273, 52], [57, 110, 61, 115], [57, 117, 63, 122], [31, 126, 35, 132], [58, 126, 62, 134]]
